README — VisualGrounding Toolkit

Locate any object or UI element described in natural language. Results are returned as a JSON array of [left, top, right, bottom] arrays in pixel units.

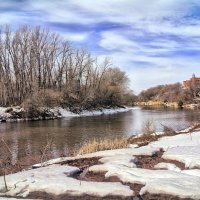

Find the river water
[[0, 106, 200, 162]]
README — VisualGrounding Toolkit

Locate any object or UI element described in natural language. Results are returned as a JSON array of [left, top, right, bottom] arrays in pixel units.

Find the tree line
[[0, 26, 133, 111], [138, 82, 200, 104]]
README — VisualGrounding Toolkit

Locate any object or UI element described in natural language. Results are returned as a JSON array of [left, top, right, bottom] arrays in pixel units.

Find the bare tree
[[0, 25, 132, 110]]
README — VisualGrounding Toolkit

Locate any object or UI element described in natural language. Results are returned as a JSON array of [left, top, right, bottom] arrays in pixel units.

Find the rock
[[0, 116, 6, 122], [15, 106, 21, 110], [5, 107, 13, 113]]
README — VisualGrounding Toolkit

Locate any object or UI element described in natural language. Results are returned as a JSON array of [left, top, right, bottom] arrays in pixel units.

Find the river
[[0, 106, 200, 163]]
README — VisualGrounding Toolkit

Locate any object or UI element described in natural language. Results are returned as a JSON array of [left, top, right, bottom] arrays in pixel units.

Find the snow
[[89, 165, 200, 199], [80, 107, 133, 116], [0, 107, 7, 113], [179, 124, 200, 133], [128, 144, 139, 148], [58, 107, 134, 118], [139, 169, 200, 199], [58, 108, 79, 117], [154, 162, 181, 172], [162, 146, 200, 168], [99, 155, 137, 168], [33, 146, 160, 168], [149, 131, 200, 150], [0, 107, 11, 119], [0, 165, 133, 198], [147, 131, 200, 168], [182, 169, 200, 178]]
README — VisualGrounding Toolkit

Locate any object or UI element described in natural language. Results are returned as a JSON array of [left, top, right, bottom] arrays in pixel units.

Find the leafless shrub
[[142, 120, 155, 135], [0, 138, 22, 192], [161, 123, 176, 136], [39, 134, 54, 165], [128, 120, 157, 146]]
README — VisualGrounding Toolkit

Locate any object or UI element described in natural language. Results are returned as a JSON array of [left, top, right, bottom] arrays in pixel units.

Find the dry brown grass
[[78, 137, 129, 155]]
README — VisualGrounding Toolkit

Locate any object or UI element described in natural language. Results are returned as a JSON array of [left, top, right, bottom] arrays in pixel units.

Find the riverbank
[[1, 125, 200, 199], [135, 101, 200, 109], [0, 106, 133, 123]]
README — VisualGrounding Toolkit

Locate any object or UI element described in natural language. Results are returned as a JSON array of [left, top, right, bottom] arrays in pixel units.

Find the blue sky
[[1, 0, 200, 93]]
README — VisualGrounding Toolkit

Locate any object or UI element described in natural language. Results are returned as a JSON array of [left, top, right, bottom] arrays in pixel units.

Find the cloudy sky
[[1, 0, 200, 93]]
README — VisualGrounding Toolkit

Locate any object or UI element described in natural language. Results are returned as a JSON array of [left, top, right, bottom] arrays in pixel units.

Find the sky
[[1, 0, 200, 93]]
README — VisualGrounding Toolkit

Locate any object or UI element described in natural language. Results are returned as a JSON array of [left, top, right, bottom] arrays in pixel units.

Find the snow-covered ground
[[1, 128, 200, 199], [0, 165, 133, 198]]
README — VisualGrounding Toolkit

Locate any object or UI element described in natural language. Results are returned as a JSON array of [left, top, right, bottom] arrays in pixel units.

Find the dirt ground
[[136, 150, 185, 170]]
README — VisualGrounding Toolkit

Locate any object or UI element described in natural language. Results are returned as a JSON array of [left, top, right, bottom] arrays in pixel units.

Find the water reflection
[[0, 107, 200, 162]]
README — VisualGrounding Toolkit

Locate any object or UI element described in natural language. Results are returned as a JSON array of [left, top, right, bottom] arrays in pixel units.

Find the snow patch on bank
[[182, 169, 200, 178], [162, 146, 200, 169], [58, 106, 135, 118], [149, 131, 200, 150], [89, 164, 200, 199], [0, 165, 133, 198], [154, 162, 181, 172], [99, 155, 137, 168], [33, 145, 160, 168]]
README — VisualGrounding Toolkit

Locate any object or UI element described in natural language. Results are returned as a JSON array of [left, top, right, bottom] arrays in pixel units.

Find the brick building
[[183, 74, 200, 89]]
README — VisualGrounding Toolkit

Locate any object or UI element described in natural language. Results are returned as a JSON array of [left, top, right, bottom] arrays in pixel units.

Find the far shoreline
[[135, 101, 200, 110]]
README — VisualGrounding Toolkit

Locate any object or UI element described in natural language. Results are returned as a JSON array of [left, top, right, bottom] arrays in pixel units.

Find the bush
[[142, 120, 155, 135], [41, 89, 63, 108], [22, 93, 43, 118], [22, 89, 62, 118]]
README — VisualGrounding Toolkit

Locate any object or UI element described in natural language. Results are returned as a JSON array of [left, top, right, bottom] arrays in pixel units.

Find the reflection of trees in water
[[185, 111, 200, 123]]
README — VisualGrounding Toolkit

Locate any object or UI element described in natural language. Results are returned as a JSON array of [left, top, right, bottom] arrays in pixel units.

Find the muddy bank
[[27, 191, 193, 200], [136, 150, 185, 170], [28, 191, 133, 200]]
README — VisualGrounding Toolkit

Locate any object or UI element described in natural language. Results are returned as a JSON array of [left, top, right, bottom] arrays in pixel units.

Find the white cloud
[[97, 28, 200, 93], [30, 0, 200, 37], [61, 32, 90, 42], [99, 31, 140, 50], [1, 0, 200, 92]]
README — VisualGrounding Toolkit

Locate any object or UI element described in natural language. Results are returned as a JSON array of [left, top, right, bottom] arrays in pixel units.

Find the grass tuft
[[78, 137, 129, 155]]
